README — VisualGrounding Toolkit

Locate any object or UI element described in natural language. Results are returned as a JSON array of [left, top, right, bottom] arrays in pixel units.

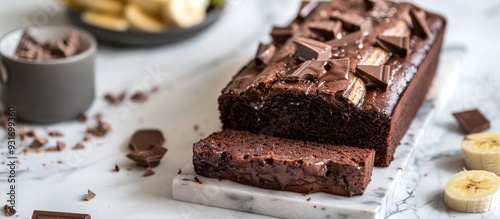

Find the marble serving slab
[[172, 50, 461, 219]]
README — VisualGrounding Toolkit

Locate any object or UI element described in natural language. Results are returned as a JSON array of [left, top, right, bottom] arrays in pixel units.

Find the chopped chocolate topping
[[298, 0, 319, 20], [114, 164, 120, 172], [143, 167, 155, 177], [26, 129, 37, 137], [30, 137, 48, 149], [45, 141, 66, 152], [130, 91, 148, 102], [309, 21, 342, 41], [127, 145, 167, 167], [376, 35, 409, 57], [409, 9, 431, 39], [57, 31, 80, 57], [77, 113, 87, 122], [31, 210, 90, 219], [280, 59, 349, 83], [331, 12, 372, 34], [453, 109, 490, 134], [292, 37, 332, 61], [73, 142, 85, 150], [355, 65, 391, 91], [326, 31, 364, 48], [83, 190, 96, 201], [255, 43, 276, 66], [48, 131, 64, 137], [271, 23, 298, 45], [129, 129, 165, 151], [104, 92, 127, 105], [3, 204, 16, 217]]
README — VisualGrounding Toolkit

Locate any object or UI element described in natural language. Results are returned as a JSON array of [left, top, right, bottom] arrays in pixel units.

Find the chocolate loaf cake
[[193, 130, 375, 196], [219, 0, 446, 166]]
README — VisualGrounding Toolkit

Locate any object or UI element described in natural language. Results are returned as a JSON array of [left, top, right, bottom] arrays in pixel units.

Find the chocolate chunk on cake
[[218, 0, 446, 166], [193, 130, 375, 197]]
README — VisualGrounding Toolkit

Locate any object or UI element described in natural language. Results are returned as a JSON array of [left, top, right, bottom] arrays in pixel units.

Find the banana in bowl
[[60, 0, 224, 46]]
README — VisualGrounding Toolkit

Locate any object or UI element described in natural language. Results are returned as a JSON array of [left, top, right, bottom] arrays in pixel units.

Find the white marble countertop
[[0, 0, 499, 218]]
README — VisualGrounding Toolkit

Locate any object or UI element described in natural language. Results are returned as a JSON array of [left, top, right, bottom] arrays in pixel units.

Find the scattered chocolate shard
[[292, 37, 332, 61], [3, 204, 16, 216], [30, 137, 48, 149], [326, 31, 364, 48], [270, 23, 298, 44], [309, 20, 343, 41], [77, 113, 87, 122], [331, 12, 373, 34], [298, 0, 319, 19], [86, 120, 111, 137], [130, 91, 148, 102], [73, 142, 85, 150], [104, 91, 126, 105], [83, 134, 94, 142], [280, 59, 349, 83], [194, 176, 202, 184], [177, 168, 182, 174], [143, 167, 155, 177], [151, 86, 160, 93], [355, 65, 391, 91], [409, 9, 431, 38], [306, 197, 311, 201], [376, 35, 410, 57], [26, 129, 37, 137], [129, 129, 165, 151], [127, 145, 168, 167], [48, 131, 64, 137], [453, 109, 490, 134], [45, 141, 66, 152], [114, 164, 120, 172], [255, 43, 276, 66], [31, 210, 90, 219], [83, 190, 96, 201], [94, 112, 103, 121]]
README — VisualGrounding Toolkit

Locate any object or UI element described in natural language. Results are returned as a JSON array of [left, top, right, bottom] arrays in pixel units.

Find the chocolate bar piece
[[193, 130, 375, 196], [31, 210, 90, 219], [453, 109, 490, 134], [218, 0, 447, 166]]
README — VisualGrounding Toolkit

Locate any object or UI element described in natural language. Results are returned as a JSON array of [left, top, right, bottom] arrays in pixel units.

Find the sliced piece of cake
[[193, 129, 375, 197]]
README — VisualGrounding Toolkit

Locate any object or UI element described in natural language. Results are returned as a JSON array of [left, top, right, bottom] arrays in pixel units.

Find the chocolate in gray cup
[[0, 25, 96, 123]]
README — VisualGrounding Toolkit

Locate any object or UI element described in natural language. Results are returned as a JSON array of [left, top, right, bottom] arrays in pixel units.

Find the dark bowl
[[66, 7, 223, 47]]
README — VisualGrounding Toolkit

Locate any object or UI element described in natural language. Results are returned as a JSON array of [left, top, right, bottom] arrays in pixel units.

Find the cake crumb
[[194, 176, 202, 184], [3, 204, 16, 216], [84, 190, 96, 201]]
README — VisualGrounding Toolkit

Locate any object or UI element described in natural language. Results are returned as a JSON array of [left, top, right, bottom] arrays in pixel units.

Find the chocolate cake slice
[[193, 130, 375, 197], [219, 0, 446, 166]]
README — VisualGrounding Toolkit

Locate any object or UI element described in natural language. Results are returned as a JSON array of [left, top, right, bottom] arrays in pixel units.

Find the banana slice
[[444, 170, 500, 213], [164, 0, 208, 28], [127, 0, 169, 18], [76, 0, 124, 15], [462, 133, 500, 175], [81, 11, 129, 32], [125, 4, 167, 32]]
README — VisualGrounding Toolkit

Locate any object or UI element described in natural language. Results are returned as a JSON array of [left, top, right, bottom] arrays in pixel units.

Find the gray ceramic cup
[[0, 26, 96, 123]]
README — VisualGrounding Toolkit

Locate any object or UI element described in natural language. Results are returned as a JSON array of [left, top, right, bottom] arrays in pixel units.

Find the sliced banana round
[[444, 170, 500, 213], [462, 133, 500, 175], [164, 0, 208, 28], [81, 11, 129, 32], [125, 4, 167, 32], [127, 0, 169, 18], [76, 0, 124, 15]]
